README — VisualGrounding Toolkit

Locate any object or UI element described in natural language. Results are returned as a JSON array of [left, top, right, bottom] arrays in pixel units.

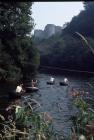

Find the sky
[[32, 2, 84, 31]]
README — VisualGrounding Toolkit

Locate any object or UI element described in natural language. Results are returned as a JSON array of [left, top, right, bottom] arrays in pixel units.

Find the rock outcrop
[[34, 24, 62, 40]]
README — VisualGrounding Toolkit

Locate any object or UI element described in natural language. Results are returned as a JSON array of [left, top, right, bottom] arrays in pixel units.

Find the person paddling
[[31, 79, 37, 87], [64, 78, 68, 84], [50, 77, 55, 83], [15, 84, 25, 93]]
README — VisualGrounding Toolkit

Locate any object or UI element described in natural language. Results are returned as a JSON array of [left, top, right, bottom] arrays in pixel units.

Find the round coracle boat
[[25, 86, 39, 92], [59, 82, 68, 86], [8, 91, 23, 99], [47, 81, 55, 85]]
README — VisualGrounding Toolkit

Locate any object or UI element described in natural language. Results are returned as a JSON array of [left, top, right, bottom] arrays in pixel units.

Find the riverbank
[[39, 66, 94, 77]]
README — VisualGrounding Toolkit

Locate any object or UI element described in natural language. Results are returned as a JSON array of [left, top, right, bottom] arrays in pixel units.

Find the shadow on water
[[0, 81, 17, 117]]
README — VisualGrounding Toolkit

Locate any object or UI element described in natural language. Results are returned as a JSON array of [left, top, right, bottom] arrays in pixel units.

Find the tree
[[0, 2, 39, 80], [62, 2, 94, 37]]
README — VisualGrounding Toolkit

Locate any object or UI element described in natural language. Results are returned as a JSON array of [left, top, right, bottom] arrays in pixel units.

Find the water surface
[[0, 73, 93, 136]]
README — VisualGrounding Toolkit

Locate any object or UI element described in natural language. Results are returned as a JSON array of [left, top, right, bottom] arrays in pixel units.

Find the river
[[0, 72, 94, 137]]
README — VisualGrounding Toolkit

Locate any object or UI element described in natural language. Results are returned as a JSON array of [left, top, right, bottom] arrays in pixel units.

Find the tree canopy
[[0, 2, 40, 80]]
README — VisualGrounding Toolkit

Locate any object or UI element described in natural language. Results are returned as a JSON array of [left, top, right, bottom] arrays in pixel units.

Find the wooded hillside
[[33, 2, 94, 72]]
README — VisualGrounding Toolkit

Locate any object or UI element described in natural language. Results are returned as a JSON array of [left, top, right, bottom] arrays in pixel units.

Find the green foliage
[[0, 104, 55, 140], [74, 98, 87, 112], [63, 2, 94, 37], [15, 106, 54, 139], [70, 95, 94, 139], [36, 33, 94, 71], [0, 2, 39, 81]]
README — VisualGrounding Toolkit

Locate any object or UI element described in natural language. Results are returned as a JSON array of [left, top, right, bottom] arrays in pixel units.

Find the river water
[[0, 72, 94, 137]]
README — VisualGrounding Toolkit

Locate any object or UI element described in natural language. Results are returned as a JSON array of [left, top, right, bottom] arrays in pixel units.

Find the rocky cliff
[[34, 24, 62, 40]]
